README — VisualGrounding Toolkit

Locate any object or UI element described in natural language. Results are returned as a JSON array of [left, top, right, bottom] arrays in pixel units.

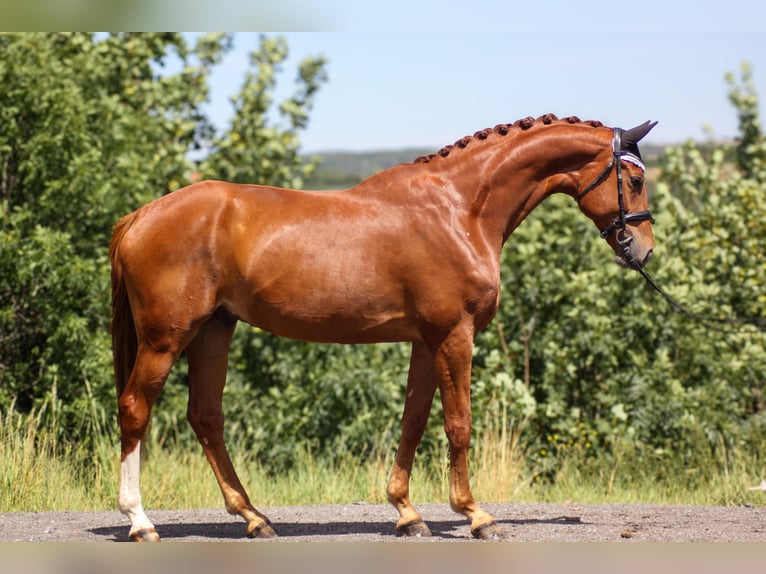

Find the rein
[[630, 263, 766, 333], [580, 128, 765, 334]]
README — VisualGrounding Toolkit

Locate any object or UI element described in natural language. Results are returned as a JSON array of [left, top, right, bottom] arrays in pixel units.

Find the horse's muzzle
[[615, 247, 653, 269]]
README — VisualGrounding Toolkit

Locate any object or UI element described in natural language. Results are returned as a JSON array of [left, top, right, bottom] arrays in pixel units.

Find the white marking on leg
[[119, 441, 156, 536]]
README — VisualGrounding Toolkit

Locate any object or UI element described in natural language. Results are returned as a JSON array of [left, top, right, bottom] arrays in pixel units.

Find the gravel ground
[[2, 502, 765, 542]]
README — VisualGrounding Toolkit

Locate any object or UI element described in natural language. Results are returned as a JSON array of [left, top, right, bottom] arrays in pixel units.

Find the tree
[[201, 35, 328, 188], [1, 32, 213, 418], [0, 33, 327, 445], [726, 63, 766, 182]]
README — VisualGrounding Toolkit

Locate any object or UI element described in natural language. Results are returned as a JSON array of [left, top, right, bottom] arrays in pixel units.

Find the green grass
[[0, 401, 116, 511], [2, 406, 764, 513]]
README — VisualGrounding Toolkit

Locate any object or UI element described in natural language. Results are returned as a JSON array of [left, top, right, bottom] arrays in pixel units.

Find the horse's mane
[[413, 113, 605, 164]]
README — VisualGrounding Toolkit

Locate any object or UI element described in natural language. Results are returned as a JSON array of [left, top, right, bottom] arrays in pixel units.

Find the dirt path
[[2, 502, 765, 542]]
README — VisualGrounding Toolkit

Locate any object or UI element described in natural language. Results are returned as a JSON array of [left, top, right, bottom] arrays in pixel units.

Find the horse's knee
[[443, 418, 472, 450], [187, 407, 225, 445]]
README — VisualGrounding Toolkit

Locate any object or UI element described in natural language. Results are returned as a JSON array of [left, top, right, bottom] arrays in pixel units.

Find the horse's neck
[[448, 127, 604, 252]]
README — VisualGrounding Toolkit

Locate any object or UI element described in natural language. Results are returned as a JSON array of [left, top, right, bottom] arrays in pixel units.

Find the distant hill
[[304, 143, 668, 190], [304, 148, 430, 190]]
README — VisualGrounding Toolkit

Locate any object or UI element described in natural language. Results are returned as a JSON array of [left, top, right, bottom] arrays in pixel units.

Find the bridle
[[576, 128, 653, 263], [577, 128, 766, 332]]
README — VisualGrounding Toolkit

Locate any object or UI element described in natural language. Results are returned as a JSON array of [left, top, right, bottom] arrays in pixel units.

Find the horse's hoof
[[396, 518, 432, 538], [129, 528, 161, 542], [248, 520, 278, 539], [471, 521, 506, 540]]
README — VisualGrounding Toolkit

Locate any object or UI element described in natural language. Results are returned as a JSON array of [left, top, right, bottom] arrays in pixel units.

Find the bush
[[472, 63, 766, 479], [1, 36, 763, 488]]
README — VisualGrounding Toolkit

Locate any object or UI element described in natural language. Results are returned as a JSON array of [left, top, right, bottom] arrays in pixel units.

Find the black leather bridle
[[576, 128, 766, 331], [576, 129, 653, 260]]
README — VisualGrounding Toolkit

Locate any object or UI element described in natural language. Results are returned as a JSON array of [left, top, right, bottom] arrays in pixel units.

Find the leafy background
[[1, 34, 764, 487]]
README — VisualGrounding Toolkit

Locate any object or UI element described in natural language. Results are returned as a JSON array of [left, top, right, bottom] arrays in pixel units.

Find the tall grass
[[2, 405, 764, 513], [0, 398, 117, 511]]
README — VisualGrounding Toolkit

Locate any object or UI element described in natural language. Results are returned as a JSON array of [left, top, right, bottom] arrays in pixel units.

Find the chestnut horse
[[110, 114, 656, 541]]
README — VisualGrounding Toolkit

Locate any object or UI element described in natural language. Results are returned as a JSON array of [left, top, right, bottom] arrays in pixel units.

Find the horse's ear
[[623, 120, 658, 146]]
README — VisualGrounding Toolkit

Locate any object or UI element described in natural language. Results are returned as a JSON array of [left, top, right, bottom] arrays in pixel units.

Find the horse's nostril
[[642, 248, 654, 266]]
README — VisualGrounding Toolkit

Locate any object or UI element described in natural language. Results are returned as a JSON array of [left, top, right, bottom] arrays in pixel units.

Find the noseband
[[576, 129, 653, 250]]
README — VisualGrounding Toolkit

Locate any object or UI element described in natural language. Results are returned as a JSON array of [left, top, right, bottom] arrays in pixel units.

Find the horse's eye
[[630, 175, 644, 189]]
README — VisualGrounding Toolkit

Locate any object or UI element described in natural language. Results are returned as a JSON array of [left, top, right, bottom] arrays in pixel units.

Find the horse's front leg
[[434, 325, 506, 540], [387, 341, 438, 537]]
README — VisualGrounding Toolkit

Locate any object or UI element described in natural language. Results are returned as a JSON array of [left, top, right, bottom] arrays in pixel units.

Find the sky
[[196, 1, 765, 153]]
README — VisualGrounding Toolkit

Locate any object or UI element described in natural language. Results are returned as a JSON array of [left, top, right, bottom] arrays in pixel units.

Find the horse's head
[[576, 121, 658, 269]]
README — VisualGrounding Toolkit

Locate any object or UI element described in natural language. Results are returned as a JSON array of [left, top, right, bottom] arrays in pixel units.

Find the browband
[[621, 153, 645, 172]]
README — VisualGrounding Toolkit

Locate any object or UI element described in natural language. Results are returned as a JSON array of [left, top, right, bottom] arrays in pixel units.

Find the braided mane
[[413, 114, 604, 164]]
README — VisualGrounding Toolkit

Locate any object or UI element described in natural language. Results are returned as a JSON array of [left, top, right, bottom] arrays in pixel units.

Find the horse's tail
[[110, 211, 140, 399]]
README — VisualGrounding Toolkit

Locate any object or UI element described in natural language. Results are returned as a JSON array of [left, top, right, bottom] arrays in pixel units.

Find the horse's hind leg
[[118, 346, 176, 542], [387, 341, 438, 537], [186, 311, 276, 539]]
